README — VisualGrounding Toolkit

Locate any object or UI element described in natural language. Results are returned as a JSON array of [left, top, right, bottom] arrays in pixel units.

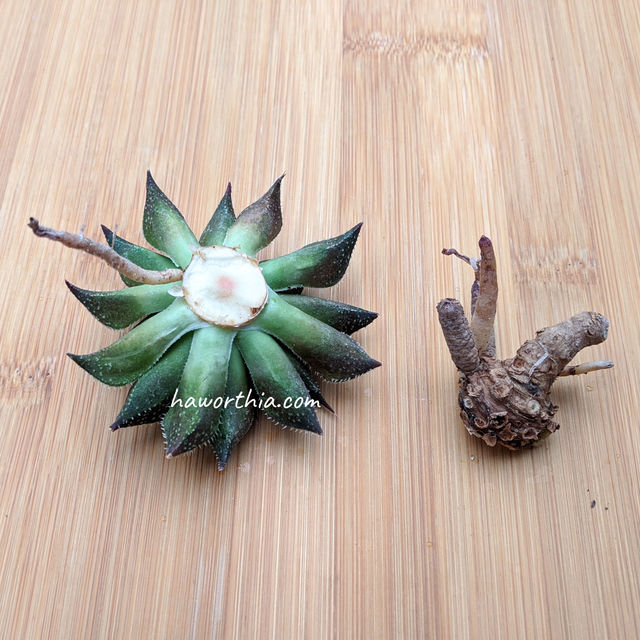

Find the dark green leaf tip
[[221, 182, 233, 212], [248, 174, 283, 222], [65, 279, 82, 297], [223, 175, 284, 255], [143, 171, 197, 268], [279, 343, 334, 414], [260, 222, 364, 290], [64, 279, 177, 330], [101, 224, 114, 245], [199, 181, 236, 246], [254, 293, 381, 382], [109, 335, 193, 430], [67, 352, 85, 369], [166, 440, 193, 458], [279, 294, 378, 334], [146, 169, 158, 191]]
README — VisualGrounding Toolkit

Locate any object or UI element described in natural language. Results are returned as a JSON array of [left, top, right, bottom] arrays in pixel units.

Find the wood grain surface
[[1, 1, 639, 638]]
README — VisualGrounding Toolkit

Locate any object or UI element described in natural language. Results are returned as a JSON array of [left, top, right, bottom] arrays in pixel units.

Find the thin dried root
[[438, 235, 612, 450], [559, 360, 614, 376], [28, 218, 184, 284], [442, 247, 477, 269]]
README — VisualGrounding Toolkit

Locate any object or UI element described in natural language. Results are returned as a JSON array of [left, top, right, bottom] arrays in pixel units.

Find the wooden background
[[1, 1, 639, 638]]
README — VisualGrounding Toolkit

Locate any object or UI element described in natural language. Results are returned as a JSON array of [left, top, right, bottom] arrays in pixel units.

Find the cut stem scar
[[559, 360, 614, 376], [28, 218, 184, 284]]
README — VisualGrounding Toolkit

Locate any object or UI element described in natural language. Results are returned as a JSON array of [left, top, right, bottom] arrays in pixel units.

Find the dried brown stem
[[28, 218, 184, 284], [470, 236, 497, 355]]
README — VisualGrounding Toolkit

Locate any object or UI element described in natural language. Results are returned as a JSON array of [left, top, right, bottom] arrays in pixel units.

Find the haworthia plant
[[30, 173, 380, 468]]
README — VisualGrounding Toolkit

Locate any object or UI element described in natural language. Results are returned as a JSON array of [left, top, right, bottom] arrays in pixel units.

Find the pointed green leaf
[[143, 171, 198, 268], [162, 326, 235, 457], [68, 299, 205, 386], [66, 280, 176, 329], [281, 344, 333, 413], [236, 330, 321, 433], [101, 225, 176, 286], [223, 176, 283, 256], [209, 344, 256, 470], [259, 223, 362, 290], [111, 334, 193, 429], [199, 183, 235, 246], [279, 294, 377, 335], [253, 292, 381, 382]]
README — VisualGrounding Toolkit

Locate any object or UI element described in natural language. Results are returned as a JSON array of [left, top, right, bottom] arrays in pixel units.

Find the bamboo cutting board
[[1, 1, 639, 638]]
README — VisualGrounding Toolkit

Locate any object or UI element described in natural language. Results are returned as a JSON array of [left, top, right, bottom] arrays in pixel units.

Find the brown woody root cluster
[[437, 236, 612, 450]]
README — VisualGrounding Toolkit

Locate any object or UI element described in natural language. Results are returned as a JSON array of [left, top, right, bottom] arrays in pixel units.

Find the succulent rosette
[[35, 174, 379, 467]]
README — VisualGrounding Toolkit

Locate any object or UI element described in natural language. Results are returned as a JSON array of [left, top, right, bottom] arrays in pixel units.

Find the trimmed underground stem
[[470, 235, 497, 355], [470, 271, 496, 358], [442, 239, 496, 358], [506, 312, 610, 392], [28, 218, 184, 284], [436, 298, 480, 374]]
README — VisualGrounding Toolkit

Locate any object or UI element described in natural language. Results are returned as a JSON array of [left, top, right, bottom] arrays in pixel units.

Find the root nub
[[437, 299, 479, 373]]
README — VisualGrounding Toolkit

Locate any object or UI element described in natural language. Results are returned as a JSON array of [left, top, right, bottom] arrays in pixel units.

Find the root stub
[[28, 218, 184, 284], [439, 236, 612, 450]]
